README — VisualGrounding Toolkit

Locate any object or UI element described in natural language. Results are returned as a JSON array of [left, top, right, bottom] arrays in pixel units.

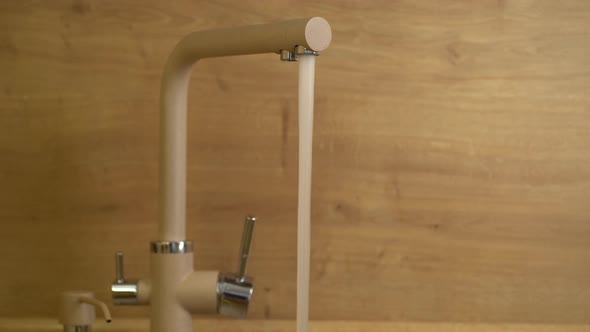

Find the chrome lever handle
[[216, 214, 256, 318], [112, 251, 140, 305], [236, 215, 256, 282], [115, 251, 125, 284]]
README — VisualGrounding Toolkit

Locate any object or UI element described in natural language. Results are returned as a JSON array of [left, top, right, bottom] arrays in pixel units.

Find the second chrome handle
[[111, 251, 140, 305], [217, 214, 256, 318], [236, 215, 256, 282]]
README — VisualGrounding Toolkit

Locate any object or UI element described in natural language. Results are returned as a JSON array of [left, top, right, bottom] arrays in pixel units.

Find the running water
[[297, 54, 315, 332]]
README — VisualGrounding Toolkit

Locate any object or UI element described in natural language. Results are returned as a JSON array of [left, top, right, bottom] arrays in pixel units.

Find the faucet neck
[[157, 17, 331, 241]]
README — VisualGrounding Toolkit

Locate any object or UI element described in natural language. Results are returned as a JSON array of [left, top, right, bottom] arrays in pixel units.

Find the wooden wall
[[1, 0, 589, 324]]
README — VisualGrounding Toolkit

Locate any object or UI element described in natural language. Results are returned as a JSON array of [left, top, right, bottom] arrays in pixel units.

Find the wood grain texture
[[0, 0, 589, 324], [1, 319, 589, 332]]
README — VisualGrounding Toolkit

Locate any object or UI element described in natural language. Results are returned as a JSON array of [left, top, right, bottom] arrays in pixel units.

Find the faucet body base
[[149, 248, 221, 332], [150, 251, 194, 332]]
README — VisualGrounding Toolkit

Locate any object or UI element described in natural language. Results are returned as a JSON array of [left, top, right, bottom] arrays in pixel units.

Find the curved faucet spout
[[158, 17, 332, 241]]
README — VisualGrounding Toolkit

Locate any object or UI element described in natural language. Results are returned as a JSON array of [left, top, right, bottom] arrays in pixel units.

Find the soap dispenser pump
[[59, 291, 112, 332]]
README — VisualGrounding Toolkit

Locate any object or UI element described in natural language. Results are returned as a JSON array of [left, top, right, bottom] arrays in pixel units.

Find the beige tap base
[[150, 251, 219, 331], [176, 271, 219, 314], [137, 279, 152, 305], [150, 252, 193, 332]]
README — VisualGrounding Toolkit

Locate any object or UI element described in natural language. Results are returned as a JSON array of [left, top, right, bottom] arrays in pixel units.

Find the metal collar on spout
[[280, 45, 320, 62], [158, 17, 332, 241]]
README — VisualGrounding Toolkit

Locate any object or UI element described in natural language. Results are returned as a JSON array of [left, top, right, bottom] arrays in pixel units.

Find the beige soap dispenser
[[58, 291, 112, 332]]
